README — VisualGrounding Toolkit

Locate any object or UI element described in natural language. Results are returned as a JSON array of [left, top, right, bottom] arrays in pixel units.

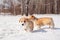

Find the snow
[[0, 14, 60, 40]]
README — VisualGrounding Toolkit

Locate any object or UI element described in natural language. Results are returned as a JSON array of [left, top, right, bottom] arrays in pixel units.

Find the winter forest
[[0, 0, 60, 15], [0, 0, 60, 40]]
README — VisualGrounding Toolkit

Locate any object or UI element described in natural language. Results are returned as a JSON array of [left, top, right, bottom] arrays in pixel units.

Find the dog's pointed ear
[[24, 20, 26, 23], [31, 15, 34, 17], [31, 15, 36, 19]]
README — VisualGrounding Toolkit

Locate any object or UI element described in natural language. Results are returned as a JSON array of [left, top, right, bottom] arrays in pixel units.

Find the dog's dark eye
[[24, 21, 26, 23]]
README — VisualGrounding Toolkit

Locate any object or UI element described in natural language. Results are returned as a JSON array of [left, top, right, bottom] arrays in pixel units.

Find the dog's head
[[19, 17, 29, 26]]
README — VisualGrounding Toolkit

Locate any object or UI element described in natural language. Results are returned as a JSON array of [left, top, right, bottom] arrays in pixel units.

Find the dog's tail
[[51, 18, 55, 28]]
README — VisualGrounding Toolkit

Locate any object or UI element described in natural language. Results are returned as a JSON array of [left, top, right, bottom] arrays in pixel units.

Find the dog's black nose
[[22, 24, 24, 26]]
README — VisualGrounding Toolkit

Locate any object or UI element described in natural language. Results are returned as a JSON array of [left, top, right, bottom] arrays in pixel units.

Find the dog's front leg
[[24, 28, 27, 32]]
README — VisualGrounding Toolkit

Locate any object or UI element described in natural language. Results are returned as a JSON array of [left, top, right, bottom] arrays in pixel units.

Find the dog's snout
[[22, 24, 24, 26]]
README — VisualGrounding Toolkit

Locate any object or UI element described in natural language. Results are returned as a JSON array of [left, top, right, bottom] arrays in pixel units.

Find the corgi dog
[[28, 15, 54, 29], [19, 17, 34, 32]]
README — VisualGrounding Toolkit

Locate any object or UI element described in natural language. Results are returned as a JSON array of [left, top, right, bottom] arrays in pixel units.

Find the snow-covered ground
[[0, 14, 60, 40]]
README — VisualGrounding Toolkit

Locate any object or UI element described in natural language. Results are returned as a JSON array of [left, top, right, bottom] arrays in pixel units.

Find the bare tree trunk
[[13, 5, 16, 15], [57, 0, 60, 14], [21, 0, 30, 16], [13, 0, 16, 15], [21, 0, 24, 15], [54, 0, 57, 14], [25, 0, 30, 16]]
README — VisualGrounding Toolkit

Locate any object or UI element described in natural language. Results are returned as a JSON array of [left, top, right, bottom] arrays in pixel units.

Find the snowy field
[[0, 14, 60, 40]]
